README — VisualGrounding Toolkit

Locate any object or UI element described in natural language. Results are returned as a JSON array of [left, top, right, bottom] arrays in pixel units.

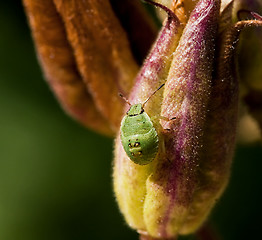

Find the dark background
[[0, 1, 261, 240]]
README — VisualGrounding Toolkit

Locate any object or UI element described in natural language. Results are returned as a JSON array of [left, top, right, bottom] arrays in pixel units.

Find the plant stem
[[139, 233, 177, 240], [195, 224, 221, 240]]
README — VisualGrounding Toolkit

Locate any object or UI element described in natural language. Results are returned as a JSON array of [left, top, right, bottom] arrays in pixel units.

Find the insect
[[119, 84, 165, 165]]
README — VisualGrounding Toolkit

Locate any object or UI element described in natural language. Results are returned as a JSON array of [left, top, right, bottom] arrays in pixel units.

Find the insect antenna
[[142, 83, 165, 108], [119, 93, 132, 106]]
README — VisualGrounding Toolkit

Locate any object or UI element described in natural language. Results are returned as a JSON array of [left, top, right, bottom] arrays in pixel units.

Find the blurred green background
[[0, 1, 261, 240]]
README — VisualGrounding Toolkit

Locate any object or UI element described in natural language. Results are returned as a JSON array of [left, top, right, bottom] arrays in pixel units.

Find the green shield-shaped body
[[120, 104, 159, 165]]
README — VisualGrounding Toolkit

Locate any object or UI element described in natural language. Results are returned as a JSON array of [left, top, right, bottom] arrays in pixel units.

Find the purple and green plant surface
[[0, 0, 262, 239]]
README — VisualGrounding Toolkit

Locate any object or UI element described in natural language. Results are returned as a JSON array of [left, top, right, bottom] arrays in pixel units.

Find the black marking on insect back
[[128, 109, 144, 117]]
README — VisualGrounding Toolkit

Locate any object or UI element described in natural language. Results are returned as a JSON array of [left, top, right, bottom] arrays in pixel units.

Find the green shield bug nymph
[[119, 84, 165, 165]]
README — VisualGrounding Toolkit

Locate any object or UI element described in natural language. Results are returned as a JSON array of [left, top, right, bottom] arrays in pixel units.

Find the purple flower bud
[[114, 0, 262, 239]]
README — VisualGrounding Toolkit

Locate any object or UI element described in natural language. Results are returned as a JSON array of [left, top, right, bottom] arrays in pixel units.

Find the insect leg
[[159, 116, 176, 121]]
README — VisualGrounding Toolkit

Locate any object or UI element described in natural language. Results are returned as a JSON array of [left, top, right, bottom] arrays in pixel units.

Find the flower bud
[[114, 0, 262, 239]]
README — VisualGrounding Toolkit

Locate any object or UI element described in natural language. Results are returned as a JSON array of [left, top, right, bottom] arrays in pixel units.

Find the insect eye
[[134, 142, 140, 147]]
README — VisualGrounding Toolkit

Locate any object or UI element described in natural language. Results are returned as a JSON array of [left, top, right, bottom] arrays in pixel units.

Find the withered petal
[[53, 0, 139, 131], [23, 0, 114, 136]]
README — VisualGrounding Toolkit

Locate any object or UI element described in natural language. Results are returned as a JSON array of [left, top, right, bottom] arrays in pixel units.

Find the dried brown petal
[[23, 0, 113, 136], [23, 0, 142, 134], [52, 0, 139, 131]]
